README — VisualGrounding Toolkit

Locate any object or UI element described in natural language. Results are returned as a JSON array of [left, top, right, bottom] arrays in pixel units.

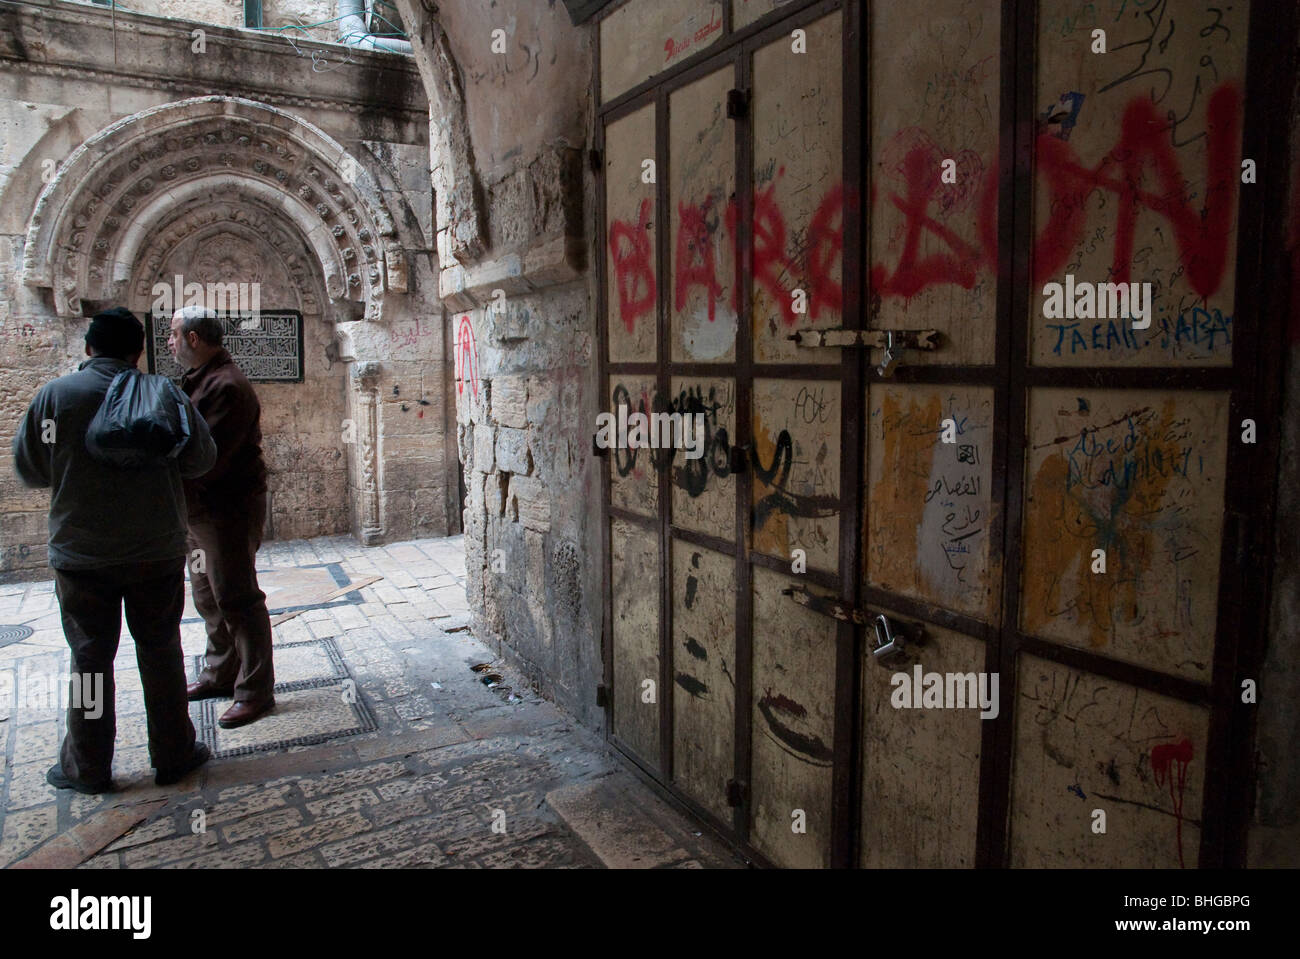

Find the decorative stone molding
[[0, 1, 427, 123], [130, 198, 327, 316], [22, 96, 407, 322]]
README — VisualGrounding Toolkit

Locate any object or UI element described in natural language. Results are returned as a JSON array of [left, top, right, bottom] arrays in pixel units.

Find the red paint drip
[[1151, 738, 1194, 869]]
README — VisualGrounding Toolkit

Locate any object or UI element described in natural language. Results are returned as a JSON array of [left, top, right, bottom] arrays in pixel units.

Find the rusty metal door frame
[[596, 0, 1289, 869]]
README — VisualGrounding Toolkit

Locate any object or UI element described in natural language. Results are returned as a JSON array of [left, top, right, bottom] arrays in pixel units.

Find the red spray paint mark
[[721, 177, 849, 326], [806, 182, 848, 319], [737, 181, 799, 325], [1151, 737, 1194, 869], [608, 197, 657, 332], [674, 198, 723, 322], [1034, 84, 1241, 297], [455, 315, 478, 400], [870, 146, 997, 299]]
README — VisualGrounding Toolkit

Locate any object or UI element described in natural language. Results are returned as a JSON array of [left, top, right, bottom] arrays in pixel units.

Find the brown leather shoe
[[187, 679, 234, 701], [218, 698, 275, 729]]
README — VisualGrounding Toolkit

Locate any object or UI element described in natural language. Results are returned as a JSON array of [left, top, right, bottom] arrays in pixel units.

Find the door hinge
[[596, 683, 610, 708], [589, 148, 603, 173], [726, 89, 749, 119], [726, 779, 746, 807]]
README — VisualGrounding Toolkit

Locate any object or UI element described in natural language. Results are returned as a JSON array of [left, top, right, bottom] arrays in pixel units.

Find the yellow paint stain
[[751, 407, 791, 558], [868, 389, 941, 594], [1023, 399, 1181, 648]]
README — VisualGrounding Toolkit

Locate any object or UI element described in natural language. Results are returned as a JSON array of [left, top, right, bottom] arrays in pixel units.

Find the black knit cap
[[85, 307, 145, 360]]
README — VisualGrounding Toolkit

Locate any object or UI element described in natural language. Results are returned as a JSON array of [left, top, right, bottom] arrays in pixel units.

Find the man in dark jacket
[[168, 306, 276, 728], [12, 307, 216, 793]]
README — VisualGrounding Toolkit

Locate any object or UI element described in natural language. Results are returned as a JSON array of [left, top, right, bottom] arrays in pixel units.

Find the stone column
[[353, 361, 384, 545]]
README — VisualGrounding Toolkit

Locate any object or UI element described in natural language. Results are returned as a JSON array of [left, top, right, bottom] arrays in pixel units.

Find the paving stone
[[440, 816, 552, 859], [6, 760, 58, 809], [260, 849, 327, 868], [0, 805, 58, 867], [105, 814, 179, 852], [375, 770, 448, 801], [164, 841, 269, 869], [122, 831, 220, 868], [78, 852, 122, 868], [475, 834, 595, 869], [357, 842, 449, 868], [305, 787, 379, 818], [220, 807, 305, 845], [320, 808, 479, 867], [267, 811, 371, 859], [12, 721, 58, 764], [204, 783, 294, 826], [295, 760, 407, 798], [367, 793, 432, 828]]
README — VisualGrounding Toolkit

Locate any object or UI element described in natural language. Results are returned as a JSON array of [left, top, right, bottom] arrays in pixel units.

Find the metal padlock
[[871, 613, 905, 660], [877, 331, 898, 378]]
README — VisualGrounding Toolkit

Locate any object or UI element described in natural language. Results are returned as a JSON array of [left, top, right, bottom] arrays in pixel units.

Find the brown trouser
[[53, 557, 197, 784], [187, 492, 275, 703]]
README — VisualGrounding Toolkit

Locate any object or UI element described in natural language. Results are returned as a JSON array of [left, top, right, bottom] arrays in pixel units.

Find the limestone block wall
[[396, 0, 602, 725], [0, 1, 447, 578]]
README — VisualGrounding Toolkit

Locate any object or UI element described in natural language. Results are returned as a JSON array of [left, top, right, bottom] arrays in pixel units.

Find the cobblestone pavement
[[0, 536, 742, 869]]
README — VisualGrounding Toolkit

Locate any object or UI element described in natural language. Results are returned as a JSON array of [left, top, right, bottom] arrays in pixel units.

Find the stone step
[[546, 771, 745, 869]]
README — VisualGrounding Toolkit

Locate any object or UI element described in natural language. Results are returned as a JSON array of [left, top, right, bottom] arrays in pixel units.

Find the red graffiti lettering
[[455, 315, 479, 400], [609, 197, 657, 331], [806, 183, 846, 319], [674, 199, 723, 322], [1034, 83, 1241, 297], [871, 145, 997, 299], [738, 182, 799, 325], [1151, 737, 1194, 869]]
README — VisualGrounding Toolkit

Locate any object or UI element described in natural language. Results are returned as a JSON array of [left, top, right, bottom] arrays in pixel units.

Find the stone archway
[[20, 95, 420, 543]]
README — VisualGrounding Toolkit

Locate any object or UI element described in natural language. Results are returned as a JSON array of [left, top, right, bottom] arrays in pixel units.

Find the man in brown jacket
[[168, 305, 275, 728]]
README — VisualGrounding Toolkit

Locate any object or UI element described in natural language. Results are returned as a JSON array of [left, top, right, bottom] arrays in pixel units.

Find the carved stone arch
[[128, 194, 331, 320], [21, 96, 405, 324]]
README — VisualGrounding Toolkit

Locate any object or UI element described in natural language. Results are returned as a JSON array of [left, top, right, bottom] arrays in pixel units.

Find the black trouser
[[52, 556, 197, 784], [188, 492, 275, 703]]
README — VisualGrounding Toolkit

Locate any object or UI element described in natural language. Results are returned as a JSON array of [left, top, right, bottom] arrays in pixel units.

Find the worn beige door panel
[[1010, 654, 1209, 868], [749, 565, 837, 869], [867, 383, 1000, 621], [671, 540, 737, 823], [611, 518, 662, 769], [1020, 388, 1229, 682], [859, 614, 985, 868], [605, 103, 658, 363]]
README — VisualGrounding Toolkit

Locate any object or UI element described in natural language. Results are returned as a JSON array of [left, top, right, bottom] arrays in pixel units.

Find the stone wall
[[63, 0, 347, 43], [0, 0, 451, 578], [395, 0, 601, 726]]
